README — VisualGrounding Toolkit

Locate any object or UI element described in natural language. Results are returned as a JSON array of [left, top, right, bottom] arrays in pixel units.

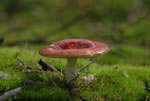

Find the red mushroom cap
[[40, 39, 110, 58]]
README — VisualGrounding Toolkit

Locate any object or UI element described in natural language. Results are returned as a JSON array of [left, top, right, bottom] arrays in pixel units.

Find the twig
[[0, 79, 37, 101], [38, 59, 62, 74], [16, 58, 26, 67], [16, 58, 32, 69], [80, 96, 89, 101], [0, 87, 22, 101], [66, 60, 94, 88], [66, 72, 80, 88], [79, 60, 94, 72]]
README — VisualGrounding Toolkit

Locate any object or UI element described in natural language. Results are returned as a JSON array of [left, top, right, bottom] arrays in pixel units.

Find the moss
[[14, 83, 70, 101], [79, 65, 150, 101], [0, 47, 150, 101]]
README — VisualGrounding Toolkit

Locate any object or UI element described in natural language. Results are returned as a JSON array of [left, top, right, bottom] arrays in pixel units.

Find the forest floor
[[0, 46, 150, 101], [1, 0, 150, 100]]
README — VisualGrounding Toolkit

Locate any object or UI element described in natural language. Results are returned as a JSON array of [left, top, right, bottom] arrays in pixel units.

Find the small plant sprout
[[39, 39, 110, 84]]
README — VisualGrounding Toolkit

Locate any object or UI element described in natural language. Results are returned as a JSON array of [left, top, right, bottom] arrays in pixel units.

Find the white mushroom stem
[[65, 57, 78, 83]]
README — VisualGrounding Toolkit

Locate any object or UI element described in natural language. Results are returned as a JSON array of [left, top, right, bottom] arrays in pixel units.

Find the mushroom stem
[[65, 57, 77, 83]]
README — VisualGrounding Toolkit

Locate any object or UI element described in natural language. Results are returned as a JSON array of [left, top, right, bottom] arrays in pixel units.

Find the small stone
[[83, 74, 96, 82], [123, 71, 129, 78]]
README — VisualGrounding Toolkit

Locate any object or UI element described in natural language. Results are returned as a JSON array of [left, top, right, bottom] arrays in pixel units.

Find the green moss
[[0, 47, 150, 101], [79, 65, 150, 101], [14, 83, 70, 101]]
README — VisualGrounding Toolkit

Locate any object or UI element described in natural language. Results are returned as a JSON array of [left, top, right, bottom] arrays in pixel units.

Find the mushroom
[[39, 39, 110, 83]]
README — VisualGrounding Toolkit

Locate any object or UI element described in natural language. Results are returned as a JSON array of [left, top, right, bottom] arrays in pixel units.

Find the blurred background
[[0, 0, 150, 65]]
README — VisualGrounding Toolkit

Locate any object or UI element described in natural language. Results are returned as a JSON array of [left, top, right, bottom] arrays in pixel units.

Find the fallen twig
[[0, 87, 22, 101], [16, 58, 32, 69], [66, 72, 80, 88], [80, 96, 89, 101], [67, 60, 94, 88], [0, 79, 37, 101], [79, 60, 94, 72], [38, 59, 62, 74], [16, 58, 26, 67]]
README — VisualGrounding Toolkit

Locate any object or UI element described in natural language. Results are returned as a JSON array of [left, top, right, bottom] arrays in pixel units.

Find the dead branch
[[79, 60, 94, 72], [16, 58, 26, 67], [66, 60, 94, 88], [0, 87, 22, 101], [66, 72, 80, 88], [80, 96, 89, 101], [38, 59, 62, 74], [0, 79, 37, 101]]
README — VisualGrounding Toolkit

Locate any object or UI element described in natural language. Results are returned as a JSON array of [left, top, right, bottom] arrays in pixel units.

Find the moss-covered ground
[[0, 46, 150, 101], [1, 0, 150, 100]]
